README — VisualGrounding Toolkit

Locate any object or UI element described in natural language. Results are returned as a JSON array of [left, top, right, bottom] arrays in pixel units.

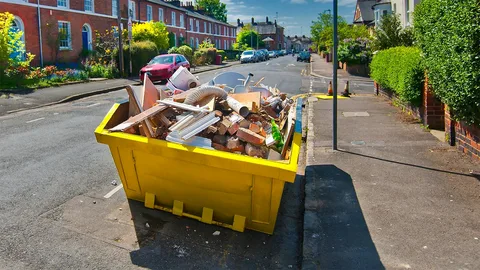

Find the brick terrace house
[[236, 17, 285, 50], [0, 0, 237, 66]]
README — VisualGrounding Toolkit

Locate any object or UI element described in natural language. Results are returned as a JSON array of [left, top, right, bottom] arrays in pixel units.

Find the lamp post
[[332, 0, 338, 150]]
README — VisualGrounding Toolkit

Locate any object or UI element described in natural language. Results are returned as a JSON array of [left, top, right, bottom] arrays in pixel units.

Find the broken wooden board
[[172, 91, 189, 103], [143, 75, 160, 111], [281, 106, 296, 158], [228, 92, 261, 113], [195, 94, 216, 112], [109, 104, 168, 132]]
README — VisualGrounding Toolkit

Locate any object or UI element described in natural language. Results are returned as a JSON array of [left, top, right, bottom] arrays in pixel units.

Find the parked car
[[255, 50, 265, 62], [297, 51, 311, 62], [260, 49, 270, 61], [240, 50, 257, 63], [139, 54, 190, 83], [280, 50, 287, 56], [268, 51, 278, 58]]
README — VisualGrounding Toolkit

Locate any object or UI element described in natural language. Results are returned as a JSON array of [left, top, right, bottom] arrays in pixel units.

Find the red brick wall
[[423, 75, 445, 130], [445, 107, 480, 162]]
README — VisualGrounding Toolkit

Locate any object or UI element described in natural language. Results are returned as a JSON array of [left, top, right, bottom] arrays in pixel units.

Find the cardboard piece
[[228, 92, 261, 113], [143, 74, 160, 111]]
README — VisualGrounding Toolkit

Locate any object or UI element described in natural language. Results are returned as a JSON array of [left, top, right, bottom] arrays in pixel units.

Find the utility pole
[[117, 0, 124, 77], [332, 0, 338, 150]]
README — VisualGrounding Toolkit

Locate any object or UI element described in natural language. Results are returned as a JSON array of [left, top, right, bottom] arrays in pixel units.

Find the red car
[[139, 54, 190, 83]]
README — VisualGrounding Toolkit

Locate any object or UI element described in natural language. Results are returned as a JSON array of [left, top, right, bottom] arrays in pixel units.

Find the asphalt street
[[0, 56, 330, 269]]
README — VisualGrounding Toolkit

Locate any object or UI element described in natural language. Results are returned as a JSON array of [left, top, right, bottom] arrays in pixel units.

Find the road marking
[[85, 103, 101, 108], [266, 62, 270, 66], [104, 184, 123, 198], [26, 117, 45, 123]]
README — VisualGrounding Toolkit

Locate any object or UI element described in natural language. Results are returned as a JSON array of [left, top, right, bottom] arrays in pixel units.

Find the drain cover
[[351, 141, 366, 146], [343, 112, 370, 117]]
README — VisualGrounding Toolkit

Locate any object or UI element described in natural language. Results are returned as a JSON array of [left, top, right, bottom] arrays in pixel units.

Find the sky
[[219, 0, 359, 37]]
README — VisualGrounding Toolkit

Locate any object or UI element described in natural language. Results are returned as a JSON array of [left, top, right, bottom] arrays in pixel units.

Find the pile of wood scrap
[[109, 73, 297, 161]]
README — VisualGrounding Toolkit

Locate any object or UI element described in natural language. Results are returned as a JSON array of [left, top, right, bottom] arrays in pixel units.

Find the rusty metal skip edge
[[94, 98, 304, 235]]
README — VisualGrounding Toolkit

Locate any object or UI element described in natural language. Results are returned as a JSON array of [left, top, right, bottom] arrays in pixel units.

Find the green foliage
[[370, 47, 424, 105], [168, 32, 176, 48], [372, 14, 414, 51], [121, 41, 158, 75], [199, 39, 215, 49], [131, 21, 168, 51], [233, 42, 251, 51], [414, 0, 480, 124], [311, 14, 370, 49], [216, 49, 225, 58], [0, 12, 35, 87], [338, 38, 372, 65], [196, 0, 227, 23], [236, 24, 264, 49], [177, 45, 193, 63]]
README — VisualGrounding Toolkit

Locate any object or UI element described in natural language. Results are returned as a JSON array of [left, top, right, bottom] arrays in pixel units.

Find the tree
[[131, 21, 169, 51], [196, 0, 227, 23], [311, 14, 353, 49], [0, 12, 34, 84], [235, 24, 264, 49], [372, 13, 414, 50]]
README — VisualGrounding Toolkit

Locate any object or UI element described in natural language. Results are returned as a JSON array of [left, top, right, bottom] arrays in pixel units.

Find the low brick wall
[[445, 108, 480, 161], [376, 84, 423, 120], [375, 75, 445, 130], [343, 63, 370, 77]]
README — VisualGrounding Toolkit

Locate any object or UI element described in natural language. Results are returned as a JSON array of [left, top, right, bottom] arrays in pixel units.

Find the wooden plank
[[143, 75, 160, 111], [122, 86, 156, 137], [109, 104, 167, 132], [228, 92, 261, 113], [281, 106, 296, 158]]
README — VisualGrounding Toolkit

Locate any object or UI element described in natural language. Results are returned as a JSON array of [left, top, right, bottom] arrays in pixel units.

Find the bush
[[193, 50, 206, 66], [370, 47, 424, 105], [206, 48, 217, 64], [121, 41, 158, 76], [167, 46, 179, 54], [177, 45, 193, 63], [131, 21, 169, 51], [338, 38, 372, 65], [414, 0, 480, 124], [217, 49, 226, 59], [372, 14, 414, 51]]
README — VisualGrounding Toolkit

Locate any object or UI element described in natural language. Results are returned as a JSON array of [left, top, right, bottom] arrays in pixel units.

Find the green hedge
[[167, 45, 194, 63], [370, 46, 424, 105], [121, 41, 158, 75], [414, 0, 480, 124]]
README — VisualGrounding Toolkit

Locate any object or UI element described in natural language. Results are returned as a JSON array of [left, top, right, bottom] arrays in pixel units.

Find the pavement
[[0, 56, 308, 269], [302, 57, 480, 269], [0, 61, 240, 116]]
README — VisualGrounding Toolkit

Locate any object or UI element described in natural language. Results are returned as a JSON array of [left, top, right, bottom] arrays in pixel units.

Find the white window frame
[[146, 5, 152, 21], [112, 0, 118, 17], [171, 11, 176, 26], [209, 23, 212, 34], [180, 14, 184, 28], [196, 20, 199, 32], [57, 0, 69, 8], [173, 33, 177, 46], [203, 22, 206, 33], [190, 37, 194, 48], [158, 8, 164, 22], [224, 40, 226, 50], [84, 0, 93, 12], [189, 18, 193, 31], [58, 21, 71, 50], [129, 1, 136, 20], [405, 0, 411, 26]]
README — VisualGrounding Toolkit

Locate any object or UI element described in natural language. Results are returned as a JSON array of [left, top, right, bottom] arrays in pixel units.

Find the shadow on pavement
[[339, 150, 479, 179], [303, 164, 384, 270], [128, 172, 305, 269]]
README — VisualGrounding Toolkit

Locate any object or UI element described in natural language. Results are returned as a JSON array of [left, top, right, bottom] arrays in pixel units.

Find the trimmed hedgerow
[[370, 46, 424, 105], [414, 0, 480, 124]]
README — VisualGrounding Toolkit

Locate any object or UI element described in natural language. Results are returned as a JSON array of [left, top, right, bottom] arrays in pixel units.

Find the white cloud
[[290, 0, 307, 3], [314, 0, 357, 7]]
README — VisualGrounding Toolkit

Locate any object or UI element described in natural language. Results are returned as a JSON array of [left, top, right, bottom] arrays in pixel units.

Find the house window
[[180, 14, 184, 28], [171, 11, 176, 26], [57, 0, 68, 8], [189, 18, 193, 31], [190, 37, 194, 48], [112, 0, 118, 16], [224, 40, 226, 49], [203, 22, 206, 33], [173, 33, 176, 46], [84, 0, 93, 12], [405, 0, 410, 25], [58, 21, 71, 50], [393, 3, 396, 13], [129, 1, 136, 20], [146, 5, 152, 21], [196, 20, 199, 32], [196, 38, 199, 48], [158, 8, 164, 22], [209, 23, 212, 34]]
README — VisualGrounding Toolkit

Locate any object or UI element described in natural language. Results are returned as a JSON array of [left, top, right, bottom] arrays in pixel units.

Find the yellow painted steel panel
[[95, 100, 303, 234]]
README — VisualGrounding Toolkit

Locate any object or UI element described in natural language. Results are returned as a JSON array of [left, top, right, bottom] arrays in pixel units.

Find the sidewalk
[[309, 53, 373, 83], [302, 95, 480, 269], [0, 61, 240, 116]]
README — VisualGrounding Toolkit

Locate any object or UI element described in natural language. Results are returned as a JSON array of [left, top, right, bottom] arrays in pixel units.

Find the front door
[[82, 31, 88, 50]]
